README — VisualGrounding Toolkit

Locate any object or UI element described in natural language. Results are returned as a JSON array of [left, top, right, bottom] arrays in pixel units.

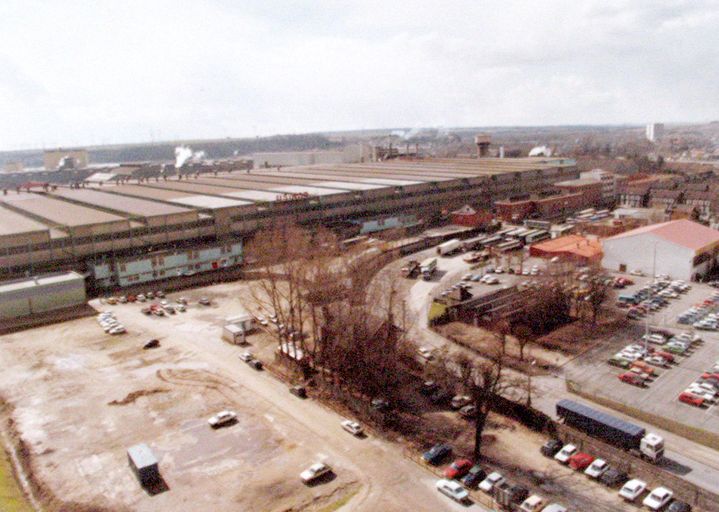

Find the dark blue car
[[422, 444, 452, 465]]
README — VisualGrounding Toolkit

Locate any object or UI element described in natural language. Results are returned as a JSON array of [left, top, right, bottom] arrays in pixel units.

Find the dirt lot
[[0, 292, 362, 511]]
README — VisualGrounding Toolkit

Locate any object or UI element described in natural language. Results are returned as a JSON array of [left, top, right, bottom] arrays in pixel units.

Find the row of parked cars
[[678, 290, 719, 329], [678, 364, 719, 408], [425, 444, 568, 511], [542, 439, 691, 511], [105, 290, 166, 304], [622, 279, 688, 320], [97, 311, 126, 335], [609, 342, 674, 387]]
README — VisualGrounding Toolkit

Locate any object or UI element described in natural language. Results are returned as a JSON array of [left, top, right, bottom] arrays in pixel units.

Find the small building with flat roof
[[0, 271, 85, 320]]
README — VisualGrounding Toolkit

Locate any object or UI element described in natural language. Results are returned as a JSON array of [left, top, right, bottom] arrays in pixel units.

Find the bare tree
[[430, 325, 525, 460]]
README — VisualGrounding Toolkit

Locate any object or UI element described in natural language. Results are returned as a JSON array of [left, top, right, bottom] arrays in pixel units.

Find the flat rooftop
[[49, 188, 195, 218], [0, 193, 128, 227], [0, 206, 51, 236], [0, 271, 84, 295]]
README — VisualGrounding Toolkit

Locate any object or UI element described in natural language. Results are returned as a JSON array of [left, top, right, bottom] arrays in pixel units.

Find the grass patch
[[317, 488, 359, 512], [0, 449, 32, 512], [428, 301, 448, 323]]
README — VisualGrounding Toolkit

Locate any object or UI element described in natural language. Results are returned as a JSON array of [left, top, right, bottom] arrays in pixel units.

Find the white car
[[618, 351, 642, 362], [553, 443, 577, 464], [239, 351, 253, 362], [584, 458, 609, 479], [418, 346, 434, 361], [519, 494, 545, 512], [341, 420, 363, 436], [300, 462, 332, 483], [630, 269, 644, 276], [642, 334, 666, 345], [108, 325, 126, 335], [208, 410, 237, 428], [175, 303, 186, 312], [642, 487, 673, 510], [484, 276, 500, 285], [619, 479, 647, 502], [478, 471, 504, 493], [462, 273, 474, 281], [685, 386, 715, 402], [542, 505, 567, 512], [436, 479, 469, 503], [495, 266, 504, 274]]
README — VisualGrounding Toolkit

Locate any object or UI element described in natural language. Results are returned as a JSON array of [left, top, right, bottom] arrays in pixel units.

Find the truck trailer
[[556, 399, 664, 463], [436, 239, 461, 256], [400, 259, 420, 278]]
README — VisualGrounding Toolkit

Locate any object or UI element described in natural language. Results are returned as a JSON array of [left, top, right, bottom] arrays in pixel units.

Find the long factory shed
[[0, 157, 577, 278]]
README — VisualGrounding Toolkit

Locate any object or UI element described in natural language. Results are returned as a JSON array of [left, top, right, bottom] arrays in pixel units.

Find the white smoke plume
[[175, 146, 193, 168]]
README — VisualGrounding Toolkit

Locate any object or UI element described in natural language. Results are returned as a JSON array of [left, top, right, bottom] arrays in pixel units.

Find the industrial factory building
[[0, 272, 86, 320], [601, 219, 719, 281], [0, 157, 578, 289]]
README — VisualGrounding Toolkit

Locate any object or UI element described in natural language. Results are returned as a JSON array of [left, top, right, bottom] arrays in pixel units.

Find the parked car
[[249, 359, 263, 370], [584, 458, 609, 479], [420, 380, 439, 396], [340, 420, 363, 436], [618, 372, 647, 387], [599, 468, 628, 488], [143, 339, 160, 349], [519, 494, 545, 512], [667, 500, 691, 512], [300, 462, 331, 483], [451, 395, 471, 410], [444, 459, 473, 480], [290, 385, 307, 399], [435, 479, 469, 503], [644, 355, 669, 368], [540, 439, 563, 457], [619, 479, 647, 502], [459, 405, 477, 418], [207, 410, 237, 428], [478, 471, 504, 493], [542, 505, 568, 512], [678, 391, 705, 407], [554, 443, 577, 464], [199, 297, 211, 306], [642, 487, 673, 511], [568, 452, 594, 471], [461, 465, 486, 488], [422, 444, 452, 465]]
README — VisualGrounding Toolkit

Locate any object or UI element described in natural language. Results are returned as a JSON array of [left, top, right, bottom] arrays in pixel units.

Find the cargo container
[[127, 443, 160, 486]]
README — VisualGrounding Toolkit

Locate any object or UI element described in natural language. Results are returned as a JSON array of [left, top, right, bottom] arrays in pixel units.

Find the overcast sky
[[1, 0, 718, 150]]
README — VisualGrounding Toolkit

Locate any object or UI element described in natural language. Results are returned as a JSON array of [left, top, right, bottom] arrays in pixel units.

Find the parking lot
[[565, 275, 719, 437]]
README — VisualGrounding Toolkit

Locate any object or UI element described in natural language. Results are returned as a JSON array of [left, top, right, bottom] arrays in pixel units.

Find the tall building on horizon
[[646, 122, 664, 143]]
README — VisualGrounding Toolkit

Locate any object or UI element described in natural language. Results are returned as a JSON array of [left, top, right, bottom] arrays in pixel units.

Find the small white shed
[[222, 323, 247, 345]]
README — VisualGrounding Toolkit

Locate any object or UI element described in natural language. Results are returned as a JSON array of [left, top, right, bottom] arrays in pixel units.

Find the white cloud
[[0, 0, 718, 149]]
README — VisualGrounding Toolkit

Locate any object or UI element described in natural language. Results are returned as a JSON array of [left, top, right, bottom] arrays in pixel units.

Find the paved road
[[108, 297, 489, 512], [403, 253, 719, 495]]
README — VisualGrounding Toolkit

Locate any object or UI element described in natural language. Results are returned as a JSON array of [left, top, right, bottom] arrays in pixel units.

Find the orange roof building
[[529, 235, 603, 264]]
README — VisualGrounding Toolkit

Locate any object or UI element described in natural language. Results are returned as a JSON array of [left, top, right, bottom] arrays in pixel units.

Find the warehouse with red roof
[[601, 219, 719, 281]]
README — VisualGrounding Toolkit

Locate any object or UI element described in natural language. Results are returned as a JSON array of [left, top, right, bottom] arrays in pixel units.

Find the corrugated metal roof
[[604, 219, 719, 252], [557, 399, 644, 438]]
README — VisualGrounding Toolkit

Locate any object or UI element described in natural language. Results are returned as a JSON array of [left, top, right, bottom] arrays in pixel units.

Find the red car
[[618, 372, 646, 387], [568, 452, 595, 471], [701, 373, 719, 382], [654, 351, 675, 363], [679, 392, 704, 407], [444, 459, 473, 479]]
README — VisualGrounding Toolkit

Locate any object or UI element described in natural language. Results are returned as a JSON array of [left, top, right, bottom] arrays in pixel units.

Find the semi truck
[[436, 239, 461, 256], [400, 259, 420, 278], [420, 258, 438, 280], [556, 399, 664, 463]]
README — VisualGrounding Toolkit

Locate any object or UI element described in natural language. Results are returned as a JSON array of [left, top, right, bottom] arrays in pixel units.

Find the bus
[[494, 227, 515, 238], [462, 236, 486, 251], [524, 219, 551, 230], [526, 230, 551, 244], [481, 235, 503, 247], [497, 240, 522, 252]]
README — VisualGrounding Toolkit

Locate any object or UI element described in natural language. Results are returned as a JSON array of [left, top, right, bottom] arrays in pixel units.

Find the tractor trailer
[[420, 258, 437, 280], [556, 399, 664, 463], [436, 239, 461, 256]]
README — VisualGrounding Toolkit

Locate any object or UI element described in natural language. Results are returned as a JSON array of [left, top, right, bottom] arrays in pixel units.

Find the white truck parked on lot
[[420, 258, 438, 280], [436, 239, 461, 256]]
